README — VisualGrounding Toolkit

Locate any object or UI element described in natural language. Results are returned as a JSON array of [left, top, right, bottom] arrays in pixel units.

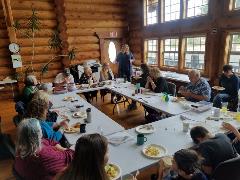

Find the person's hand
[[59, 119, 69, 129], [222, 122, 237, 133], [54, 144, 66, 151], [147, 76, 153, 83], [64, 77, 70, 84], [180, 90, 192, 98]]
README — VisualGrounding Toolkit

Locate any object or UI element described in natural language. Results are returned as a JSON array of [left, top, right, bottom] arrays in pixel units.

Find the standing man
[[213, 64, 239, 109], [116, 44, 135, 81]]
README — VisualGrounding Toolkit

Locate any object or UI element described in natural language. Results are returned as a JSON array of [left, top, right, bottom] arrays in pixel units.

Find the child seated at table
[[156, 149, 207, 180]]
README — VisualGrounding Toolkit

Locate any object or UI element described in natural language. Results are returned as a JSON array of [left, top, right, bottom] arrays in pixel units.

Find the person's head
[[223, 64, 233, 77], [102, 62, 110, 71], [84, 66, 92, 76], [188, 69, 201, 84], [25, 75, 38, 86], [190, 126, 210, 144], [59, 134, 109, 180], [16, 118, 42, 159], [140, 63, 150, 75], [63, 68, 71, 77], [172, 149, 199, 177], [149, 67, 161, 80], [27, 91, 50, 120], [124, 44, 129, 53]]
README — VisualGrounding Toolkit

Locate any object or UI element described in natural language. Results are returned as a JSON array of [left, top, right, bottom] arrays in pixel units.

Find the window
[[233, 0, 240, 9], [145, 39, 158, 65], [163, 38, 179, 67], [185, 36, 206, 70], [187, 0, 208, 18], [108, 41, 117, 63], [144, 0, 158, 25], [229, 34, 240, 72], [164, 0, 180, 22]]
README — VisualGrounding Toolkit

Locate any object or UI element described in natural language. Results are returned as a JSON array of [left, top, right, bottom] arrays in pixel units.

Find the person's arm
[[145, 77, 151, 89], [41, 122, 63, 142], [182, 92, 209, 101], [109, 69, 114, 80], [222, 122, 240, 140], [100, 71, 105, 82], [232, 76, 239, 96], [153, 78, 166, 93], [40, 140, 74, 175]]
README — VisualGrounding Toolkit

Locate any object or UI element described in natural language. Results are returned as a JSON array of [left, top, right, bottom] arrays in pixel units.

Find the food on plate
[[63, 96, 75, 101], [72, 111, 87, 118], [105, 164, 118, 179], [212, 86, 225, 91], [145, 146, 160, 157], [64, 127, 78, 133], [72, 122, 81, 128]]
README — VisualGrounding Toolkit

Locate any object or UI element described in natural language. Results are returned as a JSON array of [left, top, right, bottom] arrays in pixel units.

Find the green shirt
[[22, 86, 35, 103]]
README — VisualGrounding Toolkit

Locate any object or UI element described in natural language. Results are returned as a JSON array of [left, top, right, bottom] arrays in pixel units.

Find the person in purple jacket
[[27, 91, 68, 142], [14, 118, 74, 180]]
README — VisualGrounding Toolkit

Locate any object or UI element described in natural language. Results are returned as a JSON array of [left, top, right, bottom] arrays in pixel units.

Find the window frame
[[227, 33, 240, 73], [232, 0, 240, 10], [144, 0, 159, 26], [162, 0, 181, 22], [162, 37, 180, 68], [183, 35, 207, 70], [185, 0, 209, 19], [144, 39, 159, 66]]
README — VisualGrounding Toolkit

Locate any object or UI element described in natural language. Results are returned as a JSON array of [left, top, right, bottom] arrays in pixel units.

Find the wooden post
[[54, 0, 69, 68]]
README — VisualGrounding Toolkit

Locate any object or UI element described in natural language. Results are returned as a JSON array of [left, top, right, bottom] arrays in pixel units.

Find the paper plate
[[64, 127, 79, 134], [212, 86, 225, 91], [72, 111, 87, 118], [105, 163, 121, 180], [142, 144, 167, 159], [135, 124, 155, 134]]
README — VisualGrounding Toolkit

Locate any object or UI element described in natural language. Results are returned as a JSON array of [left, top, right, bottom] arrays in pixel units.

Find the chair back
[[212, 156, 240, 180], [167, 82, 176, 96]]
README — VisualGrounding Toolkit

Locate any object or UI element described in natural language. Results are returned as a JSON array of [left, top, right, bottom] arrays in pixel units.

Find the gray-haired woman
[[14, 118, 74, 180], [22, 75, 38, 103]]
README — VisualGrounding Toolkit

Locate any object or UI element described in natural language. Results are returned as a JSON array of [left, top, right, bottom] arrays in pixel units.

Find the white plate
[[63, 96, 75, 101], [212, 86, 225, 91], [142, 144, 167, 159], [105, 163, 121, 180], [72, 111, 87, 118], [135, 124, 155, 134]]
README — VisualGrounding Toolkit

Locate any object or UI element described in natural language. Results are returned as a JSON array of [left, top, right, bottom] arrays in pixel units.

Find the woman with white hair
[[27, 91, 68, 142], [14, 118, 74, 180], [79, 66, 98, 102], [22, 75, 38, 103]]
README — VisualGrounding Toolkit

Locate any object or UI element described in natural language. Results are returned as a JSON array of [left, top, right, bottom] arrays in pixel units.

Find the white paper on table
[[107, 131, 134, 146]]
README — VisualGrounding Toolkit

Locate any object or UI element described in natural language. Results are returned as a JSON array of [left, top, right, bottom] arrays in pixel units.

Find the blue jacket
[[39, 121, 62, 142]]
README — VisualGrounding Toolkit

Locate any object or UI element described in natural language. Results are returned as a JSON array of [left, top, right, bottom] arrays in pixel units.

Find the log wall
[[64, 0, 128, 65]]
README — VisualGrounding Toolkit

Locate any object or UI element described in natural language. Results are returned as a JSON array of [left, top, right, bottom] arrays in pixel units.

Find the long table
[[50, 92, 125, 145], [108, 109, 240, 176], [49, 82, 240, 178]]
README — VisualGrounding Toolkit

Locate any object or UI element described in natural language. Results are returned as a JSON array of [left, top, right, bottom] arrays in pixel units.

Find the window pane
[[187, 0, 208, 18], [164, 0, 180, 22], [163, 38, 179, 67], [145, 39, 158, 65], [229, 55, 240, 73], [185, 36, 206, 70], [235, 0, 240, 9], [145, 0, 158, 25], [229, 34, 240, 73]]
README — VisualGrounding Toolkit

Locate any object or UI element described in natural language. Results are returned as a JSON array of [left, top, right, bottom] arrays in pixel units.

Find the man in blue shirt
[[213, 64, 239, 109], [179, 69, 211, 102], [116, 44, 135, 81]]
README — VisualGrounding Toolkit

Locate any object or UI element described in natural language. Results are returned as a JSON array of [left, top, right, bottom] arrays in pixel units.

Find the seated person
[[22, 75, 38, 104], [99, 62, 114, 102], [144, 67, 169, 122], [79, 66, 98, 103], [190, 126, 237, 176], [179, 69, 211, 102], [27, 91, 68, 142], [14, 118, 74, 180], [128, 63, 150, 111], [56, 134, 109, 180], [54, 68, 75, 91], [157, 149, 207, 180], [222, 122, 240, 154], [213, 64, 239, 109]]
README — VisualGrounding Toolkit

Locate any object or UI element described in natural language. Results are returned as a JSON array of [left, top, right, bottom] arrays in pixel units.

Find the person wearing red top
[[14, 118, 74, 180]]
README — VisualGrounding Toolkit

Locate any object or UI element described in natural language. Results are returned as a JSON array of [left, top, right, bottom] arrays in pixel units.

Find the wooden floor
[[0, 93, 157, 180]]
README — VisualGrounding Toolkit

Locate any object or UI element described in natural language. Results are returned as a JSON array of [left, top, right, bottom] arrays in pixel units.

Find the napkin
[[107, 131, 134, 146]]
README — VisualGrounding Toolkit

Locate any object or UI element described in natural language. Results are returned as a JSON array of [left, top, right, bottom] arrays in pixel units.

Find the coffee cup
[[80, 124, 86, 133], [182, 121, 189, 133], [137, 134, 147, 145]]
